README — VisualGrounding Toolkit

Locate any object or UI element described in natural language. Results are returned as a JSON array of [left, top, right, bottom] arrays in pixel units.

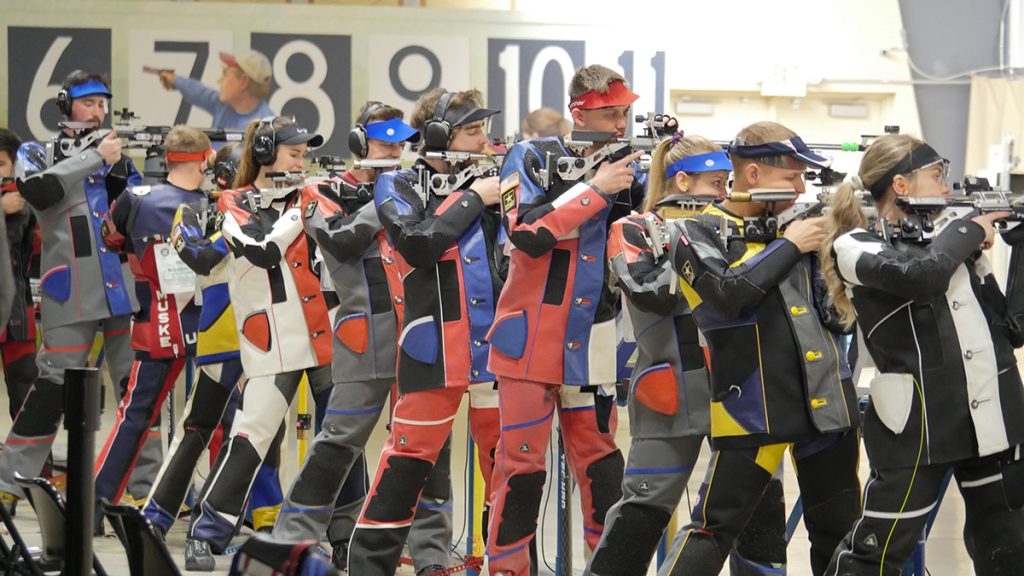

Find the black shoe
[[184, 537, 216, 572], [417, 564, 446, 576], [331, 542, 348, 571]]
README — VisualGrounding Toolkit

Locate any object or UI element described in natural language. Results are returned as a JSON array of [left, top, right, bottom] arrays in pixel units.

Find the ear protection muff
[[215, 144, 244, 190], [55, 69, 84, 117], [347, 102, 384, 159], [422, 91, 454, 151], [251, 116, 277, 167], [56, 88, 72, 117]]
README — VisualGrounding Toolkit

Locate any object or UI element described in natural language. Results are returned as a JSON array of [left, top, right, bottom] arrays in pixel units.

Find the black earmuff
[[55, 69, 85, 117], [251, 117, 277, 167], [347, 102, 384, 159], [215, 144, 244, 189], [55, 88, 72, 117], [422, 92, 454, 151]]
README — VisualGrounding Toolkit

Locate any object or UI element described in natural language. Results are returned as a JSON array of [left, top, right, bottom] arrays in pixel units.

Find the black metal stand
[[64, 367, 102, 576]]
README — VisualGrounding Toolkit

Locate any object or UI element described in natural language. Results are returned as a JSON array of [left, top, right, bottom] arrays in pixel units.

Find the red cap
[[567, 80, 640, 112], [165, 149, 215, 163]]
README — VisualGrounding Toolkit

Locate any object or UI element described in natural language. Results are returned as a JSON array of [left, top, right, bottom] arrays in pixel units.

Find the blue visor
[[666, 151, 732, 179], [728, 136, 830, 169], [68, 80, 112, 100], [365, 118, 418, 143]]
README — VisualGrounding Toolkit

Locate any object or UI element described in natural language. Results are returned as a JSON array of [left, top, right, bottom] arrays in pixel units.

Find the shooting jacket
[[171, 195, 240, 366], [15, 143, 140, 328], [374, 161, 504, 392], [488, 136, 646, 387], [219, 184, 333, 377], [1, 180, 37, 342], [833, 221, 1024, 466], [670, 202, 859, 449], [301, 172, 404, 384], [106, 182, 202, 359], [608, 209, 711, 438]]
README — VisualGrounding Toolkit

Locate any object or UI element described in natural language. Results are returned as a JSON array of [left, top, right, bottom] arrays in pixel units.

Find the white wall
[[1, 0, 920, 153]]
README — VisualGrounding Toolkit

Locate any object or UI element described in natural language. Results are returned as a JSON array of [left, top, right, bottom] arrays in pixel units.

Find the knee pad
[[206, 436, 262, 514], [151, 434, 207, 501], [291, 441, 360, 506], [586, 450, 624, 525], [802, 485, 862, 545], [495, 471, 546, 546], [735, 477, 787, 567], [362, 455, 433, 523], [589, 503, 670, 576], [422, 437, 452, 502], [12, 379, 63, 436]]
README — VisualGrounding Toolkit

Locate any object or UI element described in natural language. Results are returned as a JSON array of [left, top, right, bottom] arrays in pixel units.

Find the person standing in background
[[520, 107, 570, 139], [158, 50, 275, 130], [0, 128, 37, 424]]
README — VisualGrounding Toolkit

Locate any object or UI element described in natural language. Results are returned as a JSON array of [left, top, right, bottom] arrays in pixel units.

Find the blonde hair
[[164, 126, 212, 169], [644, 135, 721, 212], [820, 133, 925, 327], [233, 116, 296, 189], [569, 65, 628, 99], [521, 108, 570, 138]]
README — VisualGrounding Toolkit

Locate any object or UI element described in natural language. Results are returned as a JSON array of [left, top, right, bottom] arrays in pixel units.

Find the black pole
[[64, 367, 102, 576]]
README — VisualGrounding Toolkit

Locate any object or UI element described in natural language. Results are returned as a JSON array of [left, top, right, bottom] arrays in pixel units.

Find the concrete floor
[[0, 366, 978, 575]]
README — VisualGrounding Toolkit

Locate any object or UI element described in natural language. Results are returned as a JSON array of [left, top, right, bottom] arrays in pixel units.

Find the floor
[[0, 366, 978, 575]]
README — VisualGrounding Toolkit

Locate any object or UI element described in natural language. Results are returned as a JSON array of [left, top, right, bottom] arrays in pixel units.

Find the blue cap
[[666, 151, 732, 179], [365, 118, 418, 143], [728, 136, 831, 169], [68, 80, 112, 100]]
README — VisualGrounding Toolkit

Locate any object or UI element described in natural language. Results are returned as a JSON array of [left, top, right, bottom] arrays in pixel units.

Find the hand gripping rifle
[[413, 151, 501, 204], [55, 108, 245, 160], [882, 177, 1024, 242], [535, 112, 677, 189]]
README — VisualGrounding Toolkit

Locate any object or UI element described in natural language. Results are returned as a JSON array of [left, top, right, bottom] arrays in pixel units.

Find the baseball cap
[[275, 123, 324, 148], [220, 50, 272, 85], [445, 101, 500, 128]]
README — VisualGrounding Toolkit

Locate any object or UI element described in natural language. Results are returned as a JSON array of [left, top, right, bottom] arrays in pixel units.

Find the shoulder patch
[[681, 260, 696, 285], [501, 172, 520, 213], [174, 234, 185, 252], [304, 199, 318, 219], [130, 185, 152, 196]]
